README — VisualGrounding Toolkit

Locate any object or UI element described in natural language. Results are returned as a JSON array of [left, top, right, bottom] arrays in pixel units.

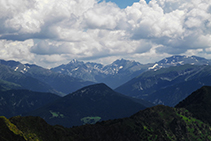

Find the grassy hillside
[[0, 116, 25, 141]]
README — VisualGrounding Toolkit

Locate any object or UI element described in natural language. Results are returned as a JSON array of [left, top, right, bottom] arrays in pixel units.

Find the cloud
[[0, 39, 35, 62], [0, 0, 97, 40], [0, 0, 211, 67], [82, 2, 120, 30], [128, 0, 211, 53]]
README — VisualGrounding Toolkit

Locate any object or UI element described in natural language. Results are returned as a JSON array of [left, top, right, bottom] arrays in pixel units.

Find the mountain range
[[0, 59, 94, 96], [2, 85, 211, 140], [116, 60, 211, 106], [51, 55, 211, 89], [0, 55, 210, 104], [51, 59, 149, 89], [0, 55, 211, 107], [0, 55, 210, 95]]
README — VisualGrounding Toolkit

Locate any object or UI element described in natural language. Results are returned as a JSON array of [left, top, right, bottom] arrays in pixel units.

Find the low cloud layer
[[0, 0, 211, 67]]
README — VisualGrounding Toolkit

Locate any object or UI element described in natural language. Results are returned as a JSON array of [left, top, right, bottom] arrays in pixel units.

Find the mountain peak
[[81, 83, 110, 90], [112, 58, 137, 65], [158, 55, 187, 64], [68, 59, 81, 64], [71, 83, 113, 97], [113, 58, 127, 62]]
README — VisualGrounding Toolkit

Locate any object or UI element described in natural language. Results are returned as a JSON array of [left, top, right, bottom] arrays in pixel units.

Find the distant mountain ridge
[[0, 63, 57, 94], [116, 64, 211, 106], [51, 55, 211, 88], [0, 55, 210, 95], [0, 59, 94, 95], [149, 55, 211, 70], [51, 58, 148, 88]]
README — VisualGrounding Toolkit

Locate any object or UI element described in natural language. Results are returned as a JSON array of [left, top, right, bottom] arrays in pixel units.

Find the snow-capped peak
[[70, 59, 78, 63]]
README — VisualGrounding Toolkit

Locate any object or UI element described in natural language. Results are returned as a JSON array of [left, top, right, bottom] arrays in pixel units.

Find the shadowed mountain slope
[[116, 64, 211, 106], [0, 89, 60, 118], [25, 83, 147, 127]]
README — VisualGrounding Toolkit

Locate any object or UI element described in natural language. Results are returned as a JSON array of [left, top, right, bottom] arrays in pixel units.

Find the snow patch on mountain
[[14, 67, 19, 71], [72, 67, 79, 71], [148, 64, 158, 70]]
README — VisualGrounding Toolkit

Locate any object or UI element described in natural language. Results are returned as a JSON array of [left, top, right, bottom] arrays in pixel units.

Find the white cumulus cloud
[[0, 0, 211, 67]]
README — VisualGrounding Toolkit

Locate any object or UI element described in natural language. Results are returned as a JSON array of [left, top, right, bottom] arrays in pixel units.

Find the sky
[[0, 0, 211, 68], [104, 0, 151, 9]]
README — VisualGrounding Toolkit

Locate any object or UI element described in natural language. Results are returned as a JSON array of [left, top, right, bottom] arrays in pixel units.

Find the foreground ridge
[[0, 105, 210, 141]]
